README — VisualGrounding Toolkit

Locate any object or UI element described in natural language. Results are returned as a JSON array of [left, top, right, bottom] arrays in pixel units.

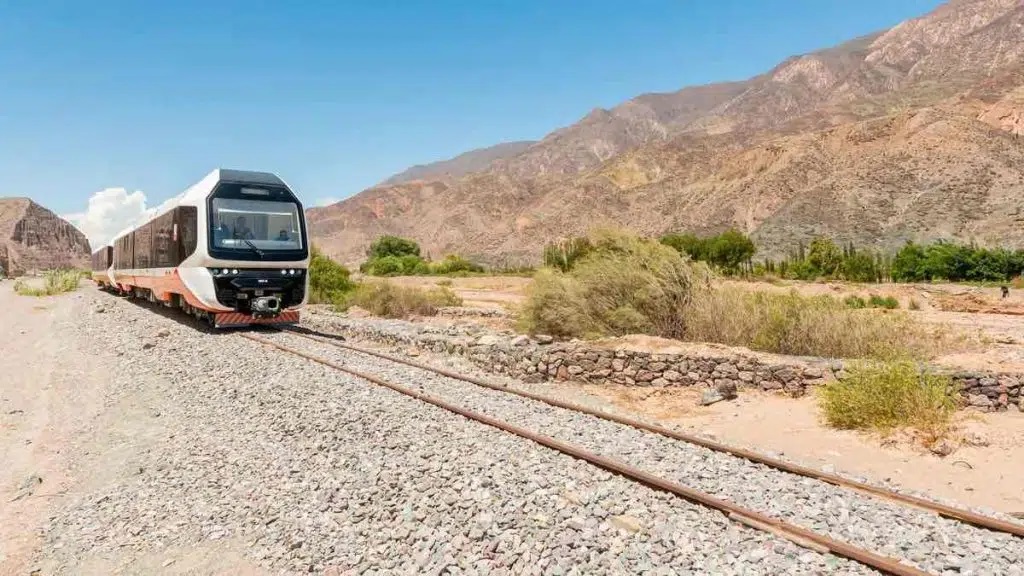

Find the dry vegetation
[[517, 228, 947, 361], [13, 269, 85, 297], [336, 281, 461, 319], [684, 289, 940, 360], [818, 361, 958, 445]]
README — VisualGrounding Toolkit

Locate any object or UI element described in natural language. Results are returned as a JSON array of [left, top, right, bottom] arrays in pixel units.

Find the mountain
[[380, 141, 536, 186], [0, 198, 91, 276], [309, 0, 1024, 266]]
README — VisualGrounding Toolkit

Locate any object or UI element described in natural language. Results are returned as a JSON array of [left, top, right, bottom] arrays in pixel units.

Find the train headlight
[[221, 268, 229, 275], [280, 269, 287, 275], [288, 269, 296, 275], [231, 269, 238, 275]]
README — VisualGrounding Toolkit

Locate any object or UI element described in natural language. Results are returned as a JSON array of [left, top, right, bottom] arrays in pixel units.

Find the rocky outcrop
[[0, 198, 91, 276], [305, 310, 1024, 412]]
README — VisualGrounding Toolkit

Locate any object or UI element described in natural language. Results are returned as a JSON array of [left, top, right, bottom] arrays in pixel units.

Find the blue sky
[[0, 0, 942, 243]]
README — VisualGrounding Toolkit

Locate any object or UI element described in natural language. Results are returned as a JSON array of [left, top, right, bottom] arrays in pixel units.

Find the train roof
[[109, 168, 289, 244]]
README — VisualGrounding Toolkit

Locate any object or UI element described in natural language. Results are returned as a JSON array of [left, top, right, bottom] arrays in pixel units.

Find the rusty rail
[[282, 327, 1024, 539], [241, 332, 930, 576]]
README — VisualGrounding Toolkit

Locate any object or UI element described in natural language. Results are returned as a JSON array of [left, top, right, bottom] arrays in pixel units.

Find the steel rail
[[282, 327, 1024, 539], [241, 332, 931, 576]]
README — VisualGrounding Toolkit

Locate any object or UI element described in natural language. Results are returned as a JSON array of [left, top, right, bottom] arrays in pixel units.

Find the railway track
[[241, 327, 1024, 576]]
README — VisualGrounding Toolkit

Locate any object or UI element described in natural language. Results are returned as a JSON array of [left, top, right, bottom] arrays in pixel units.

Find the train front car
[[196, 170, 310, 328]]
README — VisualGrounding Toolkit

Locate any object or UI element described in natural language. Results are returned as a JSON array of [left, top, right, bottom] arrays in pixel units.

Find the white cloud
[[314, 197, 340, 207], [64, 187, 157, 248]]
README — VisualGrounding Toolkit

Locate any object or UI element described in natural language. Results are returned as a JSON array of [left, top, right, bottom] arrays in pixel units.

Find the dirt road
[[0, 283, 109, 574]]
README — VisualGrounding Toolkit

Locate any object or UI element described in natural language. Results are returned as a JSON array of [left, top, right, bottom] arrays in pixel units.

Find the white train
[[90, 169, 310, 328]]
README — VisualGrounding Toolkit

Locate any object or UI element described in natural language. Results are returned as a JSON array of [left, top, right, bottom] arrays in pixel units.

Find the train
[[90, 169, 310, 328]]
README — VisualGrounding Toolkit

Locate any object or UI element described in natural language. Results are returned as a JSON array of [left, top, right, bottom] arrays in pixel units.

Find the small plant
[[868, 295, 900, 309], [436, 278, 453, 287], [908, 299, 921, 311], [844, 295, 867, 309], [337, 281, 461, 318], [818, 360, 957, 444]]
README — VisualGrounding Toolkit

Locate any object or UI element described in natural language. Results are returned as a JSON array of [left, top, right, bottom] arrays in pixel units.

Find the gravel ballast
[[259, 328, 1024, 576], [35, 293, 877, 575]]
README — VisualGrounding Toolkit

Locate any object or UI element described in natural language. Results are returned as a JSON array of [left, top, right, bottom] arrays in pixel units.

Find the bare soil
[[559, 383, 1024, 514], [0, 285, 107, 573]]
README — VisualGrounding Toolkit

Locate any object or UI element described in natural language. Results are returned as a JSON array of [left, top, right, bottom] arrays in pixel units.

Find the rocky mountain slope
[[380, 141, 535, 186], [0, 198, 91, 276], [309, 0, 1024, 265]]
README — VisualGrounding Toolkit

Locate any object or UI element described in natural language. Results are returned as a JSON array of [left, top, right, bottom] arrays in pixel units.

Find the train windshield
[[210, 197, 303, 251]]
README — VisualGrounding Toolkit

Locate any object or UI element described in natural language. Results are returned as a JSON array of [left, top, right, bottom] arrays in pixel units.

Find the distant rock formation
[[0, 198, 91, 276]]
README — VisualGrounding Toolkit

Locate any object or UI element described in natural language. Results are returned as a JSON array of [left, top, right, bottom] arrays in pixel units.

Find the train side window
[[178, 207, 198, 260]]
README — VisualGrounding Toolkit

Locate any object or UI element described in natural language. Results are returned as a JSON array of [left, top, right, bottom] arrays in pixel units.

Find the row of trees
[[654, 230, 1024, 284], [354, 231, 1024, 284], [659, 230, 756, 274]]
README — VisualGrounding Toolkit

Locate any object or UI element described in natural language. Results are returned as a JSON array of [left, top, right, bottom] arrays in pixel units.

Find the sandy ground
[[0, 283, 106, 574], [557, 384, 1024, 514], [0, 282, 265, 575]]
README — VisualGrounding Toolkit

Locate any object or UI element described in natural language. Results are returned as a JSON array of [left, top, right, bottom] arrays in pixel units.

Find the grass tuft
[[818, 360, 957, 444]]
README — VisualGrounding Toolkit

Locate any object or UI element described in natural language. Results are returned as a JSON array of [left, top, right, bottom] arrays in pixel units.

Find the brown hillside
[[309, 0, 1024, 265], [0, 198, 91, 276]]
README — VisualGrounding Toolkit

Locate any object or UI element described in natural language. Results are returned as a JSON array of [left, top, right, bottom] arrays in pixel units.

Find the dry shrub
[[517, 228, 712, 338], [818, 360, 957, 444], [338, 281, 461, 318], [14, 269, 82, 297], [684, 288, 933, 359]]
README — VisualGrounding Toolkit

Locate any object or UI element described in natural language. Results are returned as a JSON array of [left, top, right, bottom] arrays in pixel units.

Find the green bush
[[361, 254, 430, 276], [367, 235, 421, 259], [338, 281, 461, 318], [818, 360, 956, 443], [844, 295, 867, 309], [307, 246, 353, 304], [868, 295, 899, 309], [519, 228, 712, 339]]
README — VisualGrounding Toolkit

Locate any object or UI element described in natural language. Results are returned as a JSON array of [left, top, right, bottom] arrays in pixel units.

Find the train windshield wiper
[[241, 238, 265, 259]]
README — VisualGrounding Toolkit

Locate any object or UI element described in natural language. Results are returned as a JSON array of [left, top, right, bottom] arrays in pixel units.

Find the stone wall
[[306, 312, 1023, 413]]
